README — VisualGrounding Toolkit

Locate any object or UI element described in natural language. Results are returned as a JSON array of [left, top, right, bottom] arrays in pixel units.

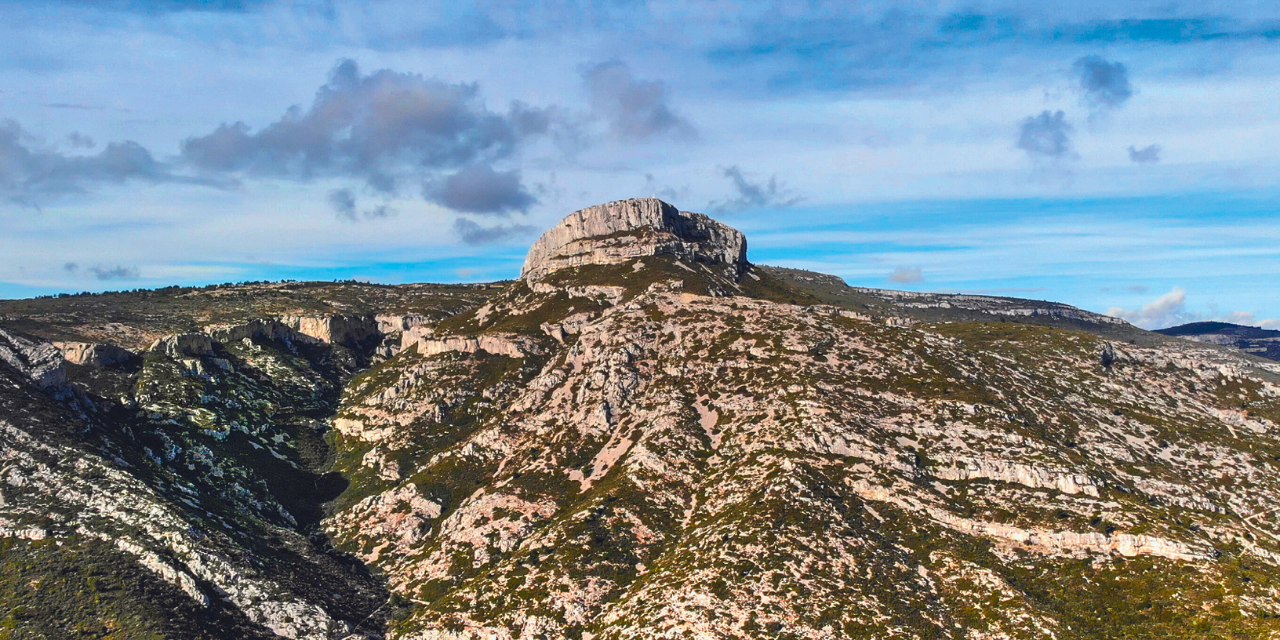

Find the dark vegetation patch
[[0, 537, 277, 640]]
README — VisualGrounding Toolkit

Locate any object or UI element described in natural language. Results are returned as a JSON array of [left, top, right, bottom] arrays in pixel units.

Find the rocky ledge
[[520, 197, 747, 281]]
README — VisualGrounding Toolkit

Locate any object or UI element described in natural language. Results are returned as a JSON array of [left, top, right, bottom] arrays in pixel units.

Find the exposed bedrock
[[53, 341, 135, 367], [0, 327, 66, 390], [520, 197, 748, 281]]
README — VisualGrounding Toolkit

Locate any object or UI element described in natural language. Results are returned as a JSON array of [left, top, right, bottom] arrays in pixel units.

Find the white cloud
[[1220, 311, 1258, 326], [1106, 287, 1190, 329], [887, 266, 923, 284], [1222, 312, 1280, 330], [1107, 288, 1278, 331]]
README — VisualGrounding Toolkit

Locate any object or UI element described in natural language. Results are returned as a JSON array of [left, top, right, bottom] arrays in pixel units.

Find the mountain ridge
[[1, 200, 1280, 638]]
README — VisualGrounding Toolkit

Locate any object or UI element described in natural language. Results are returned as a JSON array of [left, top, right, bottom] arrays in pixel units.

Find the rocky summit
[[3, 201, 1280, 639], [521, 198, 747, 282]]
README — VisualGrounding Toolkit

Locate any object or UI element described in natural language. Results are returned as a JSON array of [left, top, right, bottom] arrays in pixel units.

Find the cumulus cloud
[[0, 119, 191, 204], [181, 59, 554, 198], [1109, 288, 1280, 330], [364, 204, 394, 219], [327, 187, 397, 222], [1215, 311, 1280, 330], [61, 261, 140, 280], [66, 132, 95, 149], [1105, 287, 1243, 330], [1220, 311, 1259, 326], [452, 218, 536, 245], [709, 165, 803, 214], [425, 164, 535, 214], [1073, 55, 1132, 109], [1128, 144, 1161, 164], [887, 266, 923, 284], [582, 60, 696, 142], [642, 173, 689, 203], [88, 265, 140, 280], [327, 188, 358, 220], [1016, 110, 1074, 161], [1106, 287, 1190, 329]]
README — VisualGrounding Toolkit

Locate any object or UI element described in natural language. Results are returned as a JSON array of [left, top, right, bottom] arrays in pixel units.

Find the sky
[[1, 1, 1278, 329]]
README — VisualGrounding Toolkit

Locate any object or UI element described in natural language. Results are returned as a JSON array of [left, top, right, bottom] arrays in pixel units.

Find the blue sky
[[1, 1, 1278, 329]]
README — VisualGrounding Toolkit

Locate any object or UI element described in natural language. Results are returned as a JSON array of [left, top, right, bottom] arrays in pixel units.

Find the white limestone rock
[[53, 341, 134, 367], [279, 315, 380, 348], [520, 198, 747, 281], [0, 328, 67, 391], [149, 333, 215, 358], [402, 328, 539, 359]]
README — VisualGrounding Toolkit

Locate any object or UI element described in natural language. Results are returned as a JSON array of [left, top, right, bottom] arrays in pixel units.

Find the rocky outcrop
[[149, 334, 215, 358], [929, 508, 1211, 561], [325, 484, 442, 564], [528, 281, 626, 303], [373, 315, 435, 359], [279, 315, 380, 348], [53, 341, 134, 367], [205, 316, 429, 361], [0, 328, 65, 390], [521, 198, 747, 281], [204, 319, 308, 345], [402, 327, 538, 359], [376, 314, 433, 334], [932, 457, 1102, 496]]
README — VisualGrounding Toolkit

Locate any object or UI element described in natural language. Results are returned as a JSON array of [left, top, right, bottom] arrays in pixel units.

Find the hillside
[[2, 199, 1280, 639]]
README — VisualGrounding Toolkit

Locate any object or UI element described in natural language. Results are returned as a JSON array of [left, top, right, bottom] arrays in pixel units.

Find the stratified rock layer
[[521, 198, 747, 281], [0, 327, 66, 390]]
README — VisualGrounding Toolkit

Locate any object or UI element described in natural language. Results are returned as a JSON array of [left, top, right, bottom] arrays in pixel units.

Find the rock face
[[204, 319, 307, 345], [279, 315, 380, 348], [149, 333, 215, 358], [402, 328, 538, 359], [53, 341, 135, 367], [376, 314, 433, 335], [520, 198, 747, 281], [0, 328, 66, 390]]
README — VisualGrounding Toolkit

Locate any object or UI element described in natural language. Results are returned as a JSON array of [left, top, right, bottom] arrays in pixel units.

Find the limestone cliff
[[521, 198, 748, 281]]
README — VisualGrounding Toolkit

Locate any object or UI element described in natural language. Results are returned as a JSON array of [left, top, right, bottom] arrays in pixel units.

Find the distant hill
[[1157, 321, 1280, 362]]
